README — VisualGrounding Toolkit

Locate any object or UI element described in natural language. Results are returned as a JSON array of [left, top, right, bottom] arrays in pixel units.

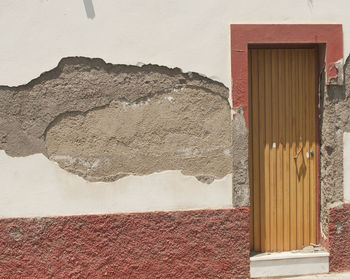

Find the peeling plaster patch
[[45, 87, 232, 182], [329, 59, 344, 85], [196, 176, 215, 184], [50, 155, 102, 171], [0, 57, 231, 183], [336, 222, 343, 234], [165, 96, 174, 102], [329, 201, 344, 210], [7, 227, 23, 241]]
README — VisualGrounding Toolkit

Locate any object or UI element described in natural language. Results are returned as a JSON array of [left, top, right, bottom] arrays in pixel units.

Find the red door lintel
[[230, 24, 343, 127]]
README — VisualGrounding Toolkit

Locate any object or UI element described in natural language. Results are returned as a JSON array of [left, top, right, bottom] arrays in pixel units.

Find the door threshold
[[250, 249, 329, 278]]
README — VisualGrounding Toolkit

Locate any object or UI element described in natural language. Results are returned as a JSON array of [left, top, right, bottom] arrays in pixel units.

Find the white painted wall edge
[[344, 132, 350, 203], [0, 151, 233, 218]]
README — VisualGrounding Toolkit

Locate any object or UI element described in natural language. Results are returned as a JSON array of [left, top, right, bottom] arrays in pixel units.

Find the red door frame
[[230, 24, 343, 245]]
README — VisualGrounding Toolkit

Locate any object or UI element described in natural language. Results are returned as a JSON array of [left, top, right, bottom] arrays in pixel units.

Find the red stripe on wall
[[0, 208, 249, 279], [329, 203, 350, 272]]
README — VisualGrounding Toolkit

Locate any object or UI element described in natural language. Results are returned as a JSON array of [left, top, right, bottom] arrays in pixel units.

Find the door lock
[[306, 149, 314, 159]]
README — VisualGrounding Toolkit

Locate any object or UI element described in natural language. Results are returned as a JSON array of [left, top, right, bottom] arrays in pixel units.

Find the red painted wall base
[[0, 208, 249, 279], [329, 203, 350, 272]]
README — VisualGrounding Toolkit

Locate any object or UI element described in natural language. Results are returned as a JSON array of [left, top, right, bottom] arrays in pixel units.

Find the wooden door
[[249, 48, 317, 252]]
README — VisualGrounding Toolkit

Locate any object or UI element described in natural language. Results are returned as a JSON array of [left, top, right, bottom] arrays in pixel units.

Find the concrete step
[[250, 250, 329, 278], [288, 271, 350, 278]]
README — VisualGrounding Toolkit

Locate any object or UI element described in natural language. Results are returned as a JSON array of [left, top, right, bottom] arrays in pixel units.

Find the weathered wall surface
[[0, 208, 250, 279], [329, 204, 350, 272], [320, 56, 350, 236], [1, 4, 350, 277], [0, 0, 349, 221], [0, 57, 231, 183], [232, 109, 249, 207]]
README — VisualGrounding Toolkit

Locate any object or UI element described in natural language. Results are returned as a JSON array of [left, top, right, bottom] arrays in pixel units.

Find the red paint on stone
[[319, 233, 329, 251], [0, 208, 250, 279], [329, 203, 350, 272], [230, 24, 343, 127]]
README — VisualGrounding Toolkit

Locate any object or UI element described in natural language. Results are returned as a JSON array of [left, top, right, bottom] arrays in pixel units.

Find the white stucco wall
[[0, 0, 349, 87], [0, 151, 232, 218], [1, 0, 350, 217], [344, 132, 350, 202]]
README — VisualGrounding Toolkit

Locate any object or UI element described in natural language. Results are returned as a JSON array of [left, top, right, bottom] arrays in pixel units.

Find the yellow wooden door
[[249, 48, 317, 252]]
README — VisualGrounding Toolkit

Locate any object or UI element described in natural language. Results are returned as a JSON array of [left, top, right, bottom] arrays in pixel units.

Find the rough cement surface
[[232, 108, 249, 207], [320, 56, 350, 235], [0, 208, 250, 279], [0, 57, 232, 182], [45, 87, 231, 182]]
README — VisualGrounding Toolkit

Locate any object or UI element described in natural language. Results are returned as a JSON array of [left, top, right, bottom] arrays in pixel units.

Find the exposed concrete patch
[[320, 55, 350, 236], [45, 87, 232, 182], [195, 176, 215, 184], [7, 226, 23, 242], [232, 108, 249, 207], [0, 57, 231, 182]]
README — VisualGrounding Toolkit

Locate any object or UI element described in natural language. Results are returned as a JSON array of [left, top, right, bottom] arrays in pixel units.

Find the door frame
[[230, 24, 343, 247]]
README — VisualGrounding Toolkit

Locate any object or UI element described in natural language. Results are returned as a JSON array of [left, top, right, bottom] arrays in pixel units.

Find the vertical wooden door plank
[[248, 49, 254, 250], [290, 49, 298, 250], [258, 49, 266, 251], [270, 49, 278, 251], [309, 48, 317, 245], [283, 49, 291, 251], [303, 49, 311, 246], [296, 49, 304, 249], [251, 49, 261, 251], [264, 49, 272, 252], [277, 49, 285, 251]]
